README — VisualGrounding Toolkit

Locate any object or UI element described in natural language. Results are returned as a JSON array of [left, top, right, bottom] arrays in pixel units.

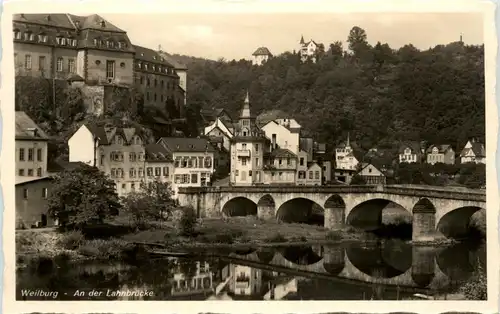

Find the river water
[[17, 240, 485, 301]]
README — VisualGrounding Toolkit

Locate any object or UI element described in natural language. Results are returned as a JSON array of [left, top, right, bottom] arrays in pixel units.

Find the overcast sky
[[103, 12, 484, 60]]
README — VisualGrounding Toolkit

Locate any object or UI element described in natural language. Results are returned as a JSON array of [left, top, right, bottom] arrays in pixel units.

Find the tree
[[122, 179, 176, 227], [47, 164, 121, 227], [347, 26, 370, 58], [350, 174, 367, 185]]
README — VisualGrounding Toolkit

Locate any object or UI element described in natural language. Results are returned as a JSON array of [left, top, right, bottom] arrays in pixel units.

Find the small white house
[[252, 47, 273, 66], [459, 139, 486, 164], [68, 124, 97, 166]]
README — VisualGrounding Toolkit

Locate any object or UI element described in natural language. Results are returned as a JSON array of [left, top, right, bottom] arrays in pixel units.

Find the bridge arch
[[324, 195, 346, 230], [280, 245, 324, 266], [257, 194, 276, 220], [437, 206, 484, 239], [222, 197, 257, 217], [346, 198, 410, 231], [276, 197, 324, 225], [256, 249, 275, 264]]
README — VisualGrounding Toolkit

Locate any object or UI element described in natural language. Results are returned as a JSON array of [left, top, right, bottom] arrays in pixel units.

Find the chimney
[[26, 128, 37, 137]]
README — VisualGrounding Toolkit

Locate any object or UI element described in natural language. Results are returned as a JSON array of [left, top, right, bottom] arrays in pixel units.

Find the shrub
[[57, 230, 85, 250], [77, 238, 129, 260], [172, 206, 198, 236], [265, 233, 287, 243], [326, 231, 342, 241], [460, 263, 487, 300]]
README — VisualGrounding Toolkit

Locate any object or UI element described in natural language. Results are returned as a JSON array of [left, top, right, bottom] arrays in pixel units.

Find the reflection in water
[[17, 241, 485, 300]]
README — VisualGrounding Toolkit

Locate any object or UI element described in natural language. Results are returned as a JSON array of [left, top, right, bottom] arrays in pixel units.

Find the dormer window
[[55, 36, 62, 45], [164, 68, 168, 74], [93, 38, 98, 46], [23, 32, 30, 41], [152, 65, 156, 71], [13, 30, 21, 40], [144, 64, 148, 70], [137, 61, 142, 68], [141, 52, 144, 56], [72, 39, 77, 46], [100, 20, 106, 28], [153, 56, 156, 60], [106, 40, 110, 47], [38, 33, 48, 43], [29, 33, 35, 41]]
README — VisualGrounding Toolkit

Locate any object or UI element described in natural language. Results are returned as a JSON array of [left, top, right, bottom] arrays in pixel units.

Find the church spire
[[300, 35, 305, 45], [240, 90, 251, 119], [346, 132, 350, 147]]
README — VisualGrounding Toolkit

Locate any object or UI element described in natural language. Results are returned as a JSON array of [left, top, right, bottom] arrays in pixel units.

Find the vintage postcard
[[1, 0, 498, 313]]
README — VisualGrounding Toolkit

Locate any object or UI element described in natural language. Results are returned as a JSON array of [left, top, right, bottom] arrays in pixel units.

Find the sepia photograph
[[7, 1, 494, 308]]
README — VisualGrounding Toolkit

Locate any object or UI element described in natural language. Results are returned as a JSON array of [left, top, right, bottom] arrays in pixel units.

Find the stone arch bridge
[[177, 185, 486, 241]]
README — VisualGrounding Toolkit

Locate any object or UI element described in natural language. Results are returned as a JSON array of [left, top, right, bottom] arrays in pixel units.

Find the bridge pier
[[258, 204, 275, 220], [324, 206, 345, 230], [412, 199, 437, 241], [411, 246, 436, 288]]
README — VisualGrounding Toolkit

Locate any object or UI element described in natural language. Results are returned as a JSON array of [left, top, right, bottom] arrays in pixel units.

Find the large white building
[[459, 139, 486, 164], [299, 35, 320, 63], [335, 134, 359, 171], [230, 92, 268, 186]]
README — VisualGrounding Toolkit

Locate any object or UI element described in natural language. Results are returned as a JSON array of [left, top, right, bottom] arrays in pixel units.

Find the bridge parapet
[[178, 185, 485, 202]]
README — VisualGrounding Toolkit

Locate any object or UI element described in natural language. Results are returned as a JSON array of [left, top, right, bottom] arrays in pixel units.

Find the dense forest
[[180, 26, 485, 153]]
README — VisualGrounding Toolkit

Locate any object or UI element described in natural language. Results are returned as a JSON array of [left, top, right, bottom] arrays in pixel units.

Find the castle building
[[230, 92, 269, 186], [13, 13, 185, 117]]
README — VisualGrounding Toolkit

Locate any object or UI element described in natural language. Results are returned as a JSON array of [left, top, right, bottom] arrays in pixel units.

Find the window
[[242, 158, 247, 166], [147, 167, 153, 177], [120, 62, 125, 68], [42, 188, 48, 199], [25, 55, 32, 70], [235, 169, 239, 176], [93, 38, 98, 46], [68, 59, 75, 73], [242, 143, 247, 150], [28, 148, 34, 161], [72, 39, 77, 46], [23, 188, 28, 199], [182, 174, 190, 184], [129, 152, 136, 162], [198, 157, 204, 168], [255, 157, 259, 166], [131, 183, 135, 190], [38, 56, 46, 71], [182, 158, 188, 168], [315, 171, 320, 179], [57, 57, 63, 72], [368, 168, 372, 173], [163, 167, 169, 176], [14, 30, 20, 39], [106, 60, 115, 78], [249, 170, 252, 177], [175, 158, 181, 167], [279, 158, 282, 165], [56, 36, 62, 45], [154, 93, 157, 101], [18, 169, 24, 176], [28, 169, 33, 176], [37, 167, 42, 177], [61, 38, 66, 45], [309, 171, 313, 179], [255, 144, 259, 152], [138, 168, 144, 177], [19, 148, 25, 161], [129, 168, 136, 178], [191, 173, 198, 184], [155, 167, 161, 176], [29, 33, 35, 41], [24, 32, 30, 41], [300, 157, 304, 166], [175, 175, 181, 183], [111, 168, 116, 178], [287, 158, 291, 166], [187, 158, 193, 168]]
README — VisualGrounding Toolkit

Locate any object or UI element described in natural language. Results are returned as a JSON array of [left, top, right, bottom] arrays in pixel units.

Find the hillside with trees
[[181, 26, 485, 154]]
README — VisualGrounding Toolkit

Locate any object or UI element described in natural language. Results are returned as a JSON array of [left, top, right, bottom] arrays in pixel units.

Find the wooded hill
[[179, 26, 485, 154]]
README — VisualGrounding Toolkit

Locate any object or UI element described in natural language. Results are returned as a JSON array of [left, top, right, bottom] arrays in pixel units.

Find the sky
[[103, 12, 484, 60]]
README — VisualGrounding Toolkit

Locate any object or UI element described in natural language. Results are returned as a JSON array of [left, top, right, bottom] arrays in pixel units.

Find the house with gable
[[426, 144, 455, 165], [398, 142, 424, 164], [252, 47, 272, 66], [16, 111, 49, 178], [204, 115, 234, 151], [68, 123, 150, 196], [261, 118, 301, 155], [299, 35, 322, 63], [144, 143, 174, 186], [356, 162, 387, 185], [459, 139, 486, 164]]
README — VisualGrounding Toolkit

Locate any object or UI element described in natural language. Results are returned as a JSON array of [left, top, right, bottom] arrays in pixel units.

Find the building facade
[[459, 139, 486, 164], [230, 93, 268, 186], [261, 118, 301, 155], [144, 143, 174, 186], [335, 135, 359, 171], [13, 14, 185, 117], [251, 47, 272, 66], [398, 142, 422, 164], [357, 163, 387, 185], [16, 111, 49, 178], [426, 144, 455, 165], [16, 176, 54, 229], [299, 35, 319, 63], [68, 124, 149, 196], [157, 137, 216, 194]]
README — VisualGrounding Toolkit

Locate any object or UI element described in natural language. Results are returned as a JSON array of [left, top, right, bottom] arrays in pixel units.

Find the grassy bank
[[16, 216, 377, 265]]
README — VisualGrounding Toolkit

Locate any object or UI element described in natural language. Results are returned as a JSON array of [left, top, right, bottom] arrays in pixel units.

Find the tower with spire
[[230, 91, 268, 186], [298, 35, 319, 63], [335, 132, 358, 171]]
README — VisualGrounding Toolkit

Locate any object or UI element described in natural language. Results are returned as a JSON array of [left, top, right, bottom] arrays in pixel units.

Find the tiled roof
[[460, 141, 485, 157], [252, 47, 272, 56], [157, 51, 188, 70], [398, 141, 422, 154], [13, 14, 74, 29], [85, 124, 146, 146], [15, 111, 49, 140], [72, 14, 126, 33], [133, 45, 175, 67], [16, 175, 53, 185], [47, 160, 88, 174], [426, 144, 453, 154], [145, 143, 173, 162], [158, 137, 216, 153], [269, 148, 297, 158]]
